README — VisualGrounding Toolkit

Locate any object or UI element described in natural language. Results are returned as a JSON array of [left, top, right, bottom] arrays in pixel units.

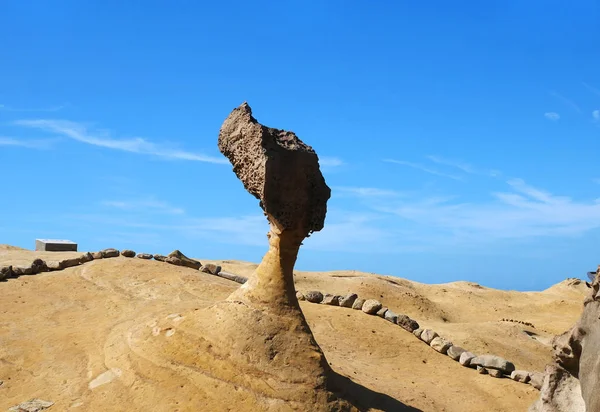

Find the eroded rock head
[[218, 102, 331, 235]]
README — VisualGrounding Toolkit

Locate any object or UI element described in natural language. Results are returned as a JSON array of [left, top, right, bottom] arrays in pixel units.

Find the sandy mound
[[0, 248, 588, 411]]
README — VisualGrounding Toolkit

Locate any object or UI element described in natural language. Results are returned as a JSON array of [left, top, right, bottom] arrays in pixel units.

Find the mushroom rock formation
[[529, 267, 600, 412], [218, 101, 331, 309], [122, 102, 355, 411]]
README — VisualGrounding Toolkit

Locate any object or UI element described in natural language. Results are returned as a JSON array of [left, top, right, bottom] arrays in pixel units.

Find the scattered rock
[[446, 345, 466, 361], [470, 354, 515, 373], [0, 265, 13, 280], [459, 351, 476, 367], [167, 250, 201, 269], [8, 398, 54, 411], [430, 336, 452, 354], [376, 307, 388, 317], [511, 370, 531, 383], [79, 252, 93, 263], [30, 259, 48, 274], [384, 310, 398, 324], [136, 253, 153, 260], [489, 369, 504, 378], [101, 248, 120, 258], [529, 372, 545, 390], [59, 258, 81, 269], [477, 366, 488, 374], [121, 249, 136, 258], [91, 251, 103, 259], [362, 299, 382, 315], [296, 291, 305, 301], [397, 315, 420, 332], [420, 329, 439, 344], [352, 298, 366, 310], [12, 265, 33, 276], [216, 271, 247, 284], [200, 263, 222, 275], [413, 328, 424, 338], [322, 294, 340, 306], [339, 293, 358, 308], [304, 291, 324, 303], [46, 261, 61, 271], [153, 254, 167, 262]]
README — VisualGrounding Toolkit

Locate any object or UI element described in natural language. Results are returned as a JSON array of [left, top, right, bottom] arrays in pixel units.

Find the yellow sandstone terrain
[[0, 245, 588, 411]]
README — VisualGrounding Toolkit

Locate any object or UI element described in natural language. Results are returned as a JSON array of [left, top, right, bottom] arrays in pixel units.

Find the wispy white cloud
[[582, 82, 600, 97], [592, 110, 600, 121], [384, 159, 462, 181], [550, 91, 581, 113], [101, 198, 185, 215], [319, 156, 344, 168], [14, 119, 227, 164], [0, 104, 67, 112], [0, 136, 57, 149], [373, 178, 600, 241], [544, 112, 560, 121], [426, 155, 480, 175], [334, 186, 403, 198]]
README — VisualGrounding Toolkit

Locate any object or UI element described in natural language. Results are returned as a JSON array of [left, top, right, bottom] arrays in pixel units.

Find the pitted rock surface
[[218, 102, 331, 235]]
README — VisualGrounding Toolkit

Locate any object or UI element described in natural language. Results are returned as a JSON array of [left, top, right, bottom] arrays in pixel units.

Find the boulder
[[420, 329, 438, 344], [121, 249, 136, 258], [0, 265, 14, 280], [397, 314, 419, 332], [167, 250, 201, 269], [459, 351, 476, 367], [351, 298, 366, 310], [322, 294, 340, 306], [216, 271, 248, 284], [489, 369, 504, 378], [338, 293, 358, 308], [470, 354, 515, 373], [511, 370, 531, 383], [59, 257, 81, 269], [80, 252, 93, 263], [46, 261, 61, 271], [136, 253, 153, 260], [30, 259, 48, 274], [477, 366, 488, 375], [430, 336, 452, 354], [413, 328, 424, 338], [12, 265, 33, 276], [296, 291, 305, 301], [101, 248, 120, 258], [200, 263, 222, 275], [91, 251, 103, 259], [376, 307, 388, 318], [153, 254, 167, 262], [362, 299, 382, 315], [304, 291, 324, 303], [446, 345, 466, 361], [384, 310, 398, 324]]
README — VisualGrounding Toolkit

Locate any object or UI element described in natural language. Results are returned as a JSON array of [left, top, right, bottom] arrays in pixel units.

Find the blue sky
[[2, 1, 600, 290]]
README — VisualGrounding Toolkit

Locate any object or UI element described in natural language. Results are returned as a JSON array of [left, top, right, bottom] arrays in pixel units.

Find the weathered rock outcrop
[[529, 268, 600, 411], [126, 103, 355, 410]]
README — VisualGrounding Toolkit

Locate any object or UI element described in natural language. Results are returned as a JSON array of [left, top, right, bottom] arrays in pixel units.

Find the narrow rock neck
[[227, 224, 305, 311]]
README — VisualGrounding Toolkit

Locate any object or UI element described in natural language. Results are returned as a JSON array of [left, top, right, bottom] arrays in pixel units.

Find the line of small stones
[[296, 290, 545, 391], [0, 248, 248, 285]]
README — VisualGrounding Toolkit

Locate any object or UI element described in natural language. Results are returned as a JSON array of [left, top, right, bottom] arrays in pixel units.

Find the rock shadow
[[328, 371, 423, 412]]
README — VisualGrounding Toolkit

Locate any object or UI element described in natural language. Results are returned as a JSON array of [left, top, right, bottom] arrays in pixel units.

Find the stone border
[[297, 290, 545, 391], [0, 249, 544, 392], [0, 248, 249, 285]]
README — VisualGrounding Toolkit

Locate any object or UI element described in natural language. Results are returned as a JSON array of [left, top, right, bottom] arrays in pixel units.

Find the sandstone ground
[[0, 245, 587, 411]]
